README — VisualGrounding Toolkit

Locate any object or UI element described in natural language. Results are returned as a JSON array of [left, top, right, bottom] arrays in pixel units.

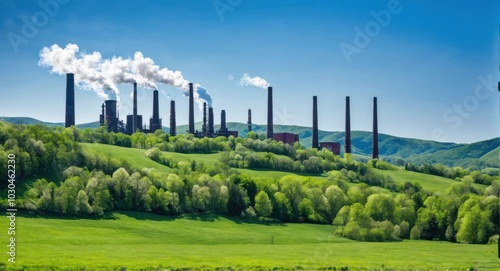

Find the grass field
[[2, 211, 498, 270], [372, 168, 486, 192], [5, 144, 498, 270], [81, 143, 174, 172]]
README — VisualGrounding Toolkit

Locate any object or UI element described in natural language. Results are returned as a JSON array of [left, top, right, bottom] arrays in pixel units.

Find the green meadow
[[2, 211, 498, 270]]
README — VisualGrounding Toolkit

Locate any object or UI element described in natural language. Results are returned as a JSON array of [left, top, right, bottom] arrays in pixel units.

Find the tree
[[365, 193, 395, 222], [191, 185, 211, 212], [334, 205, 350, 235], [456, 205, 494, 244], [307, 187, 330, 222], [75, 190, 92, 215], [279, 175, 304, 218], [254, 191, 273, 217], [273, 191, 292, 221], [399, 220, 410, 239], [298, 198, 315, 221]]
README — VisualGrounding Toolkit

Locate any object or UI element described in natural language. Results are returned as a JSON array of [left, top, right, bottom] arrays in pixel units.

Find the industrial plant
[[64, 73, 380, 158]]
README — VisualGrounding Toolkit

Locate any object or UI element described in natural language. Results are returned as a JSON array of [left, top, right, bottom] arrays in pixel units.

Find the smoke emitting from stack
[[239, 73, 270, 89], [39, 43, 212, 109]]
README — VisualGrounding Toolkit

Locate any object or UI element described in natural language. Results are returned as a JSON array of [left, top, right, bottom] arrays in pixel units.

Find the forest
[[0, 121, 499, 244]]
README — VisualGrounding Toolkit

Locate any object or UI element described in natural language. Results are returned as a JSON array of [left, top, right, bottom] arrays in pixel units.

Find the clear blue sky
[[1, 0, 499, 143]]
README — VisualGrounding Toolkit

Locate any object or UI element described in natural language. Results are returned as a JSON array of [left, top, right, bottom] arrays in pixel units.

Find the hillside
[[2, 117, 499, 169]]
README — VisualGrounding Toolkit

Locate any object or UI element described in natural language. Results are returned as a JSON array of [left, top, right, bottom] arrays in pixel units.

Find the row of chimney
[[65, 73, 379, 158]]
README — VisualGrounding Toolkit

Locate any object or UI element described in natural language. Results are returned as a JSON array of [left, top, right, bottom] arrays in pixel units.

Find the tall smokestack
[[372, 97, 379, 159], [188, 83, 195, 134], [65, 73, 75, 127], [267, 86, 273, 139], [345, 96, 351, 154], [170, 100, 176, 136], [208, 107, 214, 136], [153, 90, 159, 121], [104, 100, 117, 132], [99, 103, 105, 125], [220, 110, 227, 131], [150, 89, 161, 132], [202, 102, 207, 134], [248, 108, 252, 132], [133, 82, 137, 133], [312, 96, 319, 149]]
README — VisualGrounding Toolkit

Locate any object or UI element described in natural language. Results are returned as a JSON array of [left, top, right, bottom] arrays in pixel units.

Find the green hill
[[2, 117, 499, 169]]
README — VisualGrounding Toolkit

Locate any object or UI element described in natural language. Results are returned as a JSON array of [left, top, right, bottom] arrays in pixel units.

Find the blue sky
[[1, 0, 499, 143]]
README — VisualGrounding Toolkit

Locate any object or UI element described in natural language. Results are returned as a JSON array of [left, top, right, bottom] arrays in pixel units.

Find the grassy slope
[[3, 212, 498, 270], [81, 143, 174, 172], [372, 168, 487, 192], [82, 142, 477, 192]]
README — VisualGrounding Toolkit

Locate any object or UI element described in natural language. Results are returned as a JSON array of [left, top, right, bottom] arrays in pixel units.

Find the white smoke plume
[[239, 73, 270, 89], [38, 43, 212, 108]]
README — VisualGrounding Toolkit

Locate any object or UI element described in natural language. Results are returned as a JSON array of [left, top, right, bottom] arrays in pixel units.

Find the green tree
[[325, 185, 348, 219], [456, 205, 494, 244], [334, 205, 350, 235], [75, 190, 92, 215], [254, 191, 273, 217], [365, 193, 395, 222], [273, 191, 292, 221]]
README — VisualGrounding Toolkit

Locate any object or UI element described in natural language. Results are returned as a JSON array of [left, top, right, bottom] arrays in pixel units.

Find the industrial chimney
[[372, 97, 379, 159], [99, 103, 105, 125], [219, 110, 228, 135], [312, 96, 319, 149], [188, 83, 195, 134], [208, 107, 214, 136], [170, 100, 176, 136], [104, 100, 118, 132], [202, 102, 207, 135], [248, 108, 252, 132], [133, 82, 137, 133], [345, 96, 351, 154], [149, 89, 161, 132], [65, 73, 75, 127], [267, 86, 273, 139]]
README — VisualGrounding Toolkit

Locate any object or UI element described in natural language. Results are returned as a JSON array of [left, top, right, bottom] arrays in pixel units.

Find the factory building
[[273, 133, 299, 146]]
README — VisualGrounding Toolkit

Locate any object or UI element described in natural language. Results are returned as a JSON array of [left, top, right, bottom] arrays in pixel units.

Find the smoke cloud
[[239, 73, 270, 89], [38, 43, 212, 108]]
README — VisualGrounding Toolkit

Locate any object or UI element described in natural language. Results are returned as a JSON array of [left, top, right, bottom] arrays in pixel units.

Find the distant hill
[[0, 116, 100, 129], [2, 116, 498, 169]]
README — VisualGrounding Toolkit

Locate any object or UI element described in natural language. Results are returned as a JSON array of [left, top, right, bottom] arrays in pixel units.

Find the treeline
[[405, 162, 498, 185], [18, 163, 500, 244]]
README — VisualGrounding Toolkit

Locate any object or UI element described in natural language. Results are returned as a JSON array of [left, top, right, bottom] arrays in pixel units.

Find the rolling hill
[[2, 116, 499, 169]]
